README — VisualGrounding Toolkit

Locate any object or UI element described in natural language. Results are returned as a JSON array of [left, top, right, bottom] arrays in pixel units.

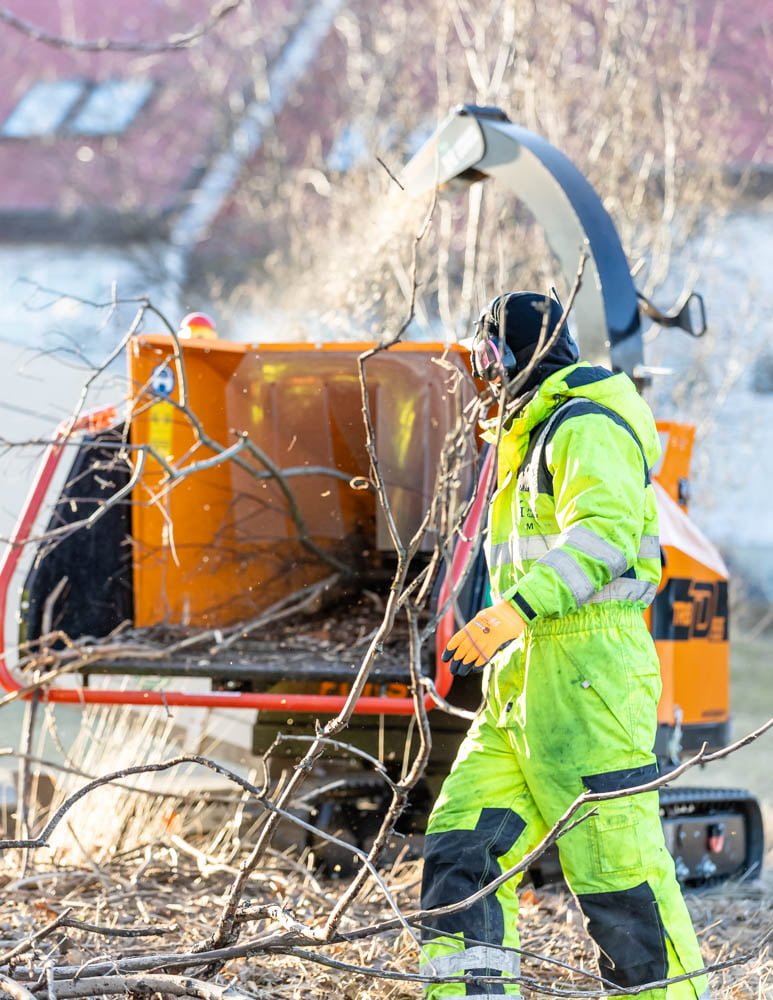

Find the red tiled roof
[[0, 0, 305, 222], [0, 0, 768, 236]]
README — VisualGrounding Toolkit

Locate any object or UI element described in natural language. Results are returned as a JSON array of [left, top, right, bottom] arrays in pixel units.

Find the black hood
[[477, 291, 580, 391], [512, 325, 581, 391]]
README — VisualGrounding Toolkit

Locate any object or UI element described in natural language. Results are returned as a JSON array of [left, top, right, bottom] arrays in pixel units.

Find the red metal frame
[[433, 446, 495, 688], [0, 407, 496, 717]]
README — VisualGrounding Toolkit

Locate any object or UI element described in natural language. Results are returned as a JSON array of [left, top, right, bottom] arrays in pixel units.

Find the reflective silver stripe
[[496, 533, 658, 567], [588, 579, 658, 605], [539, 549, 595, 605], [513, 534, 557, 560], [420, 944, 520, 977], [638, 534, 660, 559], [488, 540, 513, 568], [560, 525, 627, 576]]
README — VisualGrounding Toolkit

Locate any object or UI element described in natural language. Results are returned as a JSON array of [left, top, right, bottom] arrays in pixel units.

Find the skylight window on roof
[[68, 79, 154, 136], [1, 80, 87, 138]]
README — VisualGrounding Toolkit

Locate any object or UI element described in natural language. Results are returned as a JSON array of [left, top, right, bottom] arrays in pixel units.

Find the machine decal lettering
[[651, 578, 728, 642]]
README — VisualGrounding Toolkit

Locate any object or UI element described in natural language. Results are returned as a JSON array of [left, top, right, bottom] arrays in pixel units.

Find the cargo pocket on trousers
[[587, 800, 643, 875], [578, 671, 637, 750]]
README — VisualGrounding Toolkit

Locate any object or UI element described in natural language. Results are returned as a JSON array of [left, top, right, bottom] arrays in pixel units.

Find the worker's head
[[471, 291, 579, 388]]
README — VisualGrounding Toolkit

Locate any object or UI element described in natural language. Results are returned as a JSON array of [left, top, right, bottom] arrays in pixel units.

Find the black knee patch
[[577, 881, 667, 989], [422, 807, 526, 948]]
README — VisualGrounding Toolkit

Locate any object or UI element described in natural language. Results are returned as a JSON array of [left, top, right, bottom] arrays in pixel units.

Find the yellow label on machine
[[148, 400, 175, 460]]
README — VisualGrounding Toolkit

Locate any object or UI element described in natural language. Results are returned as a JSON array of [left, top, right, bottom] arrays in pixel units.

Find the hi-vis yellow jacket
[[483, 362, 662, 622]]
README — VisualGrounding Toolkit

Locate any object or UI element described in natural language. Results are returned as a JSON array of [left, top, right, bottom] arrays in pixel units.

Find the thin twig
[[0, 1, 242, 52]]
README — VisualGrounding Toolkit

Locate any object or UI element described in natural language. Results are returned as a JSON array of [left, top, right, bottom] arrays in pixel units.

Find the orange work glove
[[442, 600, 526, 676]]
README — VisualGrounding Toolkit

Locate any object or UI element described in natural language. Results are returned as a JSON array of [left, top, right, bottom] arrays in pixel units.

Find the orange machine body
[[128, 336, 475, 630], [646, 422, 730, 748]]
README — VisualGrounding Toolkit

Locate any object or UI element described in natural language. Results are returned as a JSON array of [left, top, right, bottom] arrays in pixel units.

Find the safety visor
[[471, 329, 517, 381]]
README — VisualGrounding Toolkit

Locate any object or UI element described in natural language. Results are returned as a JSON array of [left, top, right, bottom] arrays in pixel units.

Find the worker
[[419, 292, 709, 998], [178, 311, 219, 340]]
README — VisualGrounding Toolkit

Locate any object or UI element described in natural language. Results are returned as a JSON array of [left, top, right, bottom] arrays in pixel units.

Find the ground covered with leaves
[[1, 834, 771, 999]]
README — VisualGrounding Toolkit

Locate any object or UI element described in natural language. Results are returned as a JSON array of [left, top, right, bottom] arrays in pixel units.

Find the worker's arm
[[502, 413, 651, 621]]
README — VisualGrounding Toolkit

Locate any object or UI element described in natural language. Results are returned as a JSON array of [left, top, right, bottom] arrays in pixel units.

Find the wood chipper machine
[[0, 104, 763, 886]]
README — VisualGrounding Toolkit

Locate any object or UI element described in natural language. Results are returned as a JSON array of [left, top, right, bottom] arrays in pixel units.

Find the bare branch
[[29, 973, 249, 1000], [0, 910, 72, 965], [0, 1, 243, 52]]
